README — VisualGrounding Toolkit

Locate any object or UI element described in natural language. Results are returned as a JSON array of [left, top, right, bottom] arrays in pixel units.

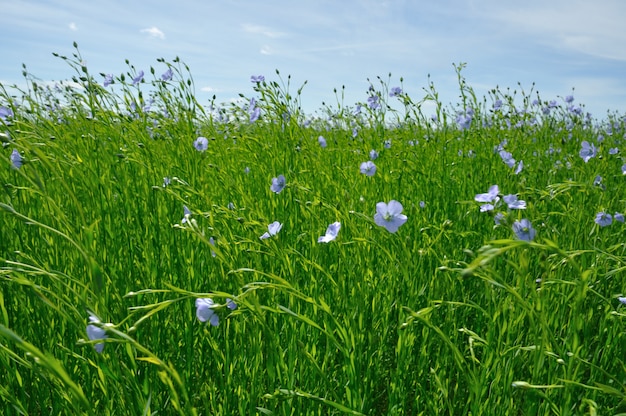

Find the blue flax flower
[[270, 175, 286, 194], [132, 70, 144, 85], [226, 298, 238, 310], [249, 98, 260, 123], [195, 298, 219, 326], [499, 150, 516, 168], [369, 150, 379, 160], [161, 68, 173, 81], [86, 315, 107, 353], [374, 200, 407, 233], [579, 141, 597, 163], [181, 205, 193, 224], [619, 296, 626, 305], [360, 161, 376, 176], [103, 74, 113, 87], [614, 212, 624, 223], [512, 219, 535, 241], [260, 221, 282, 240], [595, 212, 612, 227], [10, 149, 22, 169], [389, 87, 402, 97], [622, 164, 626, 175], [475, 185, 500, 211], [318, 222, 341, 243], [503, 194, 526, 210], [194, 136, 208, 152], [367, 95, 381, 110], [0, 106, 14, 120], [475, 185, 499, 202], [318, 136, 327, 148], [251, 75, 265, 83]]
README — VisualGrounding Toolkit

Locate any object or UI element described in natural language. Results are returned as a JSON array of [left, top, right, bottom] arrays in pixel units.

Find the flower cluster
[[595, 212, 624, 227], [475, 185, 534, 240]]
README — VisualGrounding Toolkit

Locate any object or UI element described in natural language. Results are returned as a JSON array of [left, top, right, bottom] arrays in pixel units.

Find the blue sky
[[2, 0, 626, 120]]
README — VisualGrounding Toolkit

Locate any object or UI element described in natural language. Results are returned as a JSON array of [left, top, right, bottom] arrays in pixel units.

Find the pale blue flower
[[181, 205, 192, 224], [579, 141, 596, 163], [0, 106, 14, 120], [195, 298, 219, 326], [618, 296, 626, 305], [249, 107, 260, 123], [494, 212, 506, 225], [161, 68, 173, 81], [456, 112, 472, 130], [249, 98, 260, 123], [614, 212, 624, 223], [622, 164, 626, 175], [318, 136, 327, 148], [608, 147, 619, 155], [594, 212, 612, 227], [132, 70, 144, 85], [194, 136, 208, 152], [499, 150, 516, 168], [369, 150, 379, 160], [270, 175, 286, 193], [367, 95, 381, 110], [594, 175, 602, 185], [419, 201, 426, 208], [503, 194, 526, 210], [475, 185, 500, 202], [512, 219, 535, 241], [389, 87, 402, 97], [360, 161, 376, 176], [384, 140, 391, 149], [10, 149, 22, 169], [260, 221, 282, 239], [515, 160, 524, 175], [162, 177, 171, 187], [86, 315, 107, 353], [251, 75, 265, 83], [226, 298, 237, 310], [318, 221, 341, 243], [374, 200, 407, 233], [103, 74, 113, 87]]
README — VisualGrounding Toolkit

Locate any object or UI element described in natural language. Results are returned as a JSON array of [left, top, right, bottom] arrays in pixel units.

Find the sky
[[2, 0, 626, 120]]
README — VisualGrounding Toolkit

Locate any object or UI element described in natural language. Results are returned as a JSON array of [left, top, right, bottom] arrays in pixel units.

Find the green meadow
[[1, 46, 625, 415]]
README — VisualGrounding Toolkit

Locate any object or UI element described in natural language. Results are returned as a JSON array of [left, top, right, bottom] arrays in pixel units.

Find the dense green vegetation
[[0, 45, 625, 415]]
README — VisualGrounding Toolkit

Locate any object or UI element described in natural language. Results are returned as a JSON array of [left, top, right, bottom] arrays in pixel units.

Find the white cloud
[[140, 26, 165, 40], [477, 0, 626, 61], [241, 23, 286, 38], [68, 22, 77, 31], [260, 45, 273, 55]]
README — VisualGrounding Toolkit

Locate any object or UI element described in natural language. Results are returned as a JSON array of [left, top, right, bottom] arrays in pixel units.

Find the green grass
[[0, 46, 625, 415]]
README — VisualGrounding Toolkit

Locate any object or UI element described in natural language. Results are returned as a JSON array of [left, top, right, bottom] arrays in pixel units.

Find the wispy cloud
[[140, 26, 165, 40], [260, 45, 273, 55], [241, 24, 286, 38], [68, 22, 77, 31]]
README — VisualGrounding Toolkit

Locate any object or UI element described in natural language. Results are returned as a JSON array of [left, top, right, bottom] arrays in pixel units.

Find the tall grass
[[0, 44, 625, 415]]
